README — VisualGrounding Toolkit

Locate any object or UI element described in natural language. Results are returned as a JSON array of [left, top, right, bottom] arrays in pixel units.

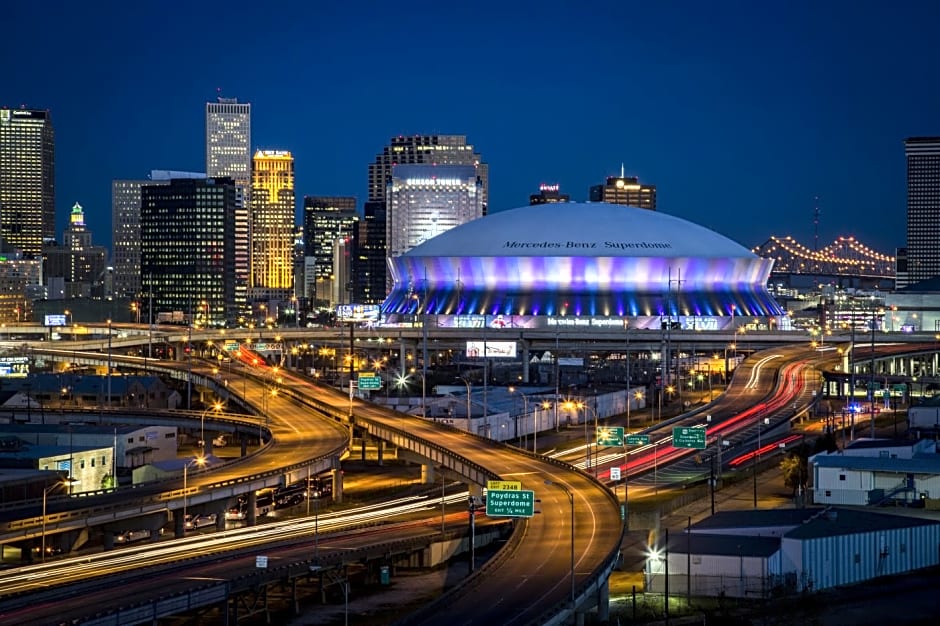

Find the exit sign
[[626, 434, 650, 446], [485, 489, 536, 518], [357, 373, 382, 390], [672, 427, 706, 449]]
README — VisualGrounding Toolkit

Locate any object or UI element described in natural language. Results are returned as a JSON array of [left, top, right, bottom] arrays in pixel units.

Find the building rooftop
[[811, 454, 940, 474], [667, 532, 781, 558]]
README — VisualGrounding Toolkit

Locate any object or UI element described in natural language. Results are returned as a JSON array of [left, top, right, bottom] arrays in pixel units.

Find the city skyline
[[4, 1, 939, 256]]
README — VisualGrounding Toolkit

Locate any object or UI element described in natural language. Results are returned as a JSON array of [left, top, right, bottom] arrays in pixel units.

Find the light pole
[[544, 479, 575, 616], [106, 318, 112, 409], [576, 401, 598, 476], [183, 456, 207, 528], [509, 386, 530, 447], [41, 480, 68, 562], [754, 416, 770, 508], [200, 401, 223, 454]]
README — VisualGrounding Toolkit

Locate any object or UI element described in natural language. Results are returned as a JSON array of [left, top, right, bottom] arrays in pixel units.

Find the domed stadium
[[382, 202, 783, 325]]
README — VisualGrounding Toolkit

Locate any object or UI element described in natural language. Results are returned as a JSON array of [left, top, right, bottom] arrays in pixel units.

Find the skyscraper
[[140, 178, 238, 326], [0, 108, 55, 257], [206, 97, 251, 318], [589, 169, 656, 210], [354, 201, 387, 305], [206, 97, 251, 186], [387, 164, 483, 260], [112, 171, 205, 299], [904, 137, 940, 286], [529, 183, 570, 205], [303, 196, 358, 307], [366, 136, 487, 298], [250, 150, 295, 307], [368, 135, 487, 210], [43, 202, 107, 298]]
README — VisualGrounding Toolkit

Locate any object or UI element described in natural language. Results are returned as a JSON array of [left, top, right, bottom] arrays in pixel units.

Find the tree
[[780, 453, 805, 494]]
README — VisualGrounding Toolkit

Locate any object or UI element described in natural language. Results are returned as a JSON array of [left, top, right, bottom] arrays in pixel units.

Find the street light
[[543, 479, 575, 615], [754, 416, 770, 508], [200, 401, 223, 454], [508, 386, 530, 447], [182, 456, 207, 529], [575, 401, 598, 476], [41, 479, 73, 562]]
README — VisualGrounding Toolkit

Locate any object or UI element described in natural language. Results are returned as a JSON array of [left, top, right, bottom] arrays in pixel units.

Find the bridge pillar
[[376, 439, 384, 466], [596, 576, 610, 621], [173, 511, 185, 538], [331, 468, 344, 504], [421, 463, 436, 485], [360, 436, 367, 461], [247, 490, 257, 525]]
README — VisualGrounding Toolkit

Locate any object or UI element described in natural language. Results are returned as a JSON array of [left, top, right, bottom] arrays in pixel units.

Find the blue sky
[[4, 0, 938, 255]]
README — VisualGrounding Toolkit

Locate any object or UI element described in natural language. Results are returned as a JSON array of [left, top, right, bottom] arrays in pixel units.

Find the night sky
[[4, 0, 938, 256]]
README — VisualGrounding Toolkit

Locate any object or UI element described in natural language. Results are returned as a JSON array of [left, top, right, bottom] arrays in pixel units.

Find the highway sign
[[672, 427, 706, 449], [596, 426, 624, 446], [485, 489, 536, 517], [626, 434, 650, 446], [357, 373, 382, 390], [487, 480, 522, 491], [610, 466, 621, 481]]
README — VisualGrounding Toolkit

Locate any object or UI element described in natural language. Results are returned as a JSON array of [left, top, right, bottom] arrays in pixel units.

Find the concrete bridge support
[[331, 468, 344, 504]]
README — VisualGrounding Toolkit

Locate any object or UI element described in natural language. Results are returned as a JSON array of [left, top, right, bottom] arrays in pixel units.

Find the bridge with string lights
[[752, 235, 895, 281]]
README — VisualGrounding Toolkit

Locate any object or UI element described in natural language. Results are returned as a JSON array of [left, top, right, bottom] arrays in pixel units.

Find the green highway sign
[[485, 489, 536, 517], [596, 426, 624, 446], [357, 373, 382, 390], [626, 434, 650, 446], [672, 426, 706, 450]]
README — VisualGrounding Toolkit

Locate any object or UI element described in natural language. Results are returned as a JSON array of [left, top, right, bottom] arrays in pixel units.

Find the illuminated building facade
[[529, 183, 570, 205], [387, 164, 483, 262], [0, 108, 55, 257], [354, 201, 387, 304], [206, 97, 251, 318], [140, 177, 237, 326], [303, 196, 358, 307], [589, 171, 656, 210], [250, 151, 295, 304], [43, 202, 107, 298], [111, 171, 205, 299], [904, 137, 940, 287], [384, 202, 782, 324], [366, 135, 487, 296]]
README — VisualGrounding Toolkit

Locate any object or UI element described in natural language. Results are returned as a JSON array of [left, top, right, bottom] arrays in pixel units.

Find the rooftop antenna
[[621, 163, 625, 178]]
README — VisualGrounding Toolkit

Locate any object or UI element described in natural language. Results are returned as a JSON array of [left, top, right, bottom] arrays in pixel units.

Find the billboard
[[466, 341, 517, 358], [0, 356, 29, 378], [335, 304, 381, 323], [44, 314, 67, 327]]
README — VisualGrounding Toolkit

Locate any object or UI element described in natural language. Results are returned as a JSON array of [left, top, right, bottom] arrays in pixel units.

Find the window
[[80, 460, 85, 469], [839, 474, 846, 481], [854, 553, 860, 564]]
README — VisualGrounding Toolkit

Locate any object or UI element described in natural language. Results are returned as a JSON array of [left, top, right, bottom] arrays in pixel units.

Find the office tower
[[250, 150, 295, 310], [589, 169, 656, 210], [366, 135, 487, 296], [112, 171, 205, 299], [206, 97, 251, 317], [529, 183, 570, 205], [302, 196, 358, 307], [140, 178, 238, 326], [206, 97, 251, 186], [0, 108, 55, 257], [904, 137, 940, 286], [43, 202, 108, 298], [368, 134, 487, 209], [354, 201, 387, 304], [387, 164, 483, 260]]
